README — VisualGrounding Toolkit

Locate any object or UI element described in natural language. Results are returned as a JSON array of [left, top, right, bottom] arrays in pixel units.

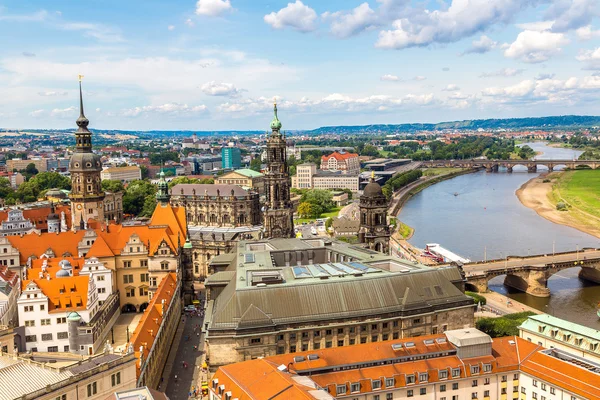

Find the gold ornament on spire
[[78, 74, 84, 82], [371, 170, 375, 179]]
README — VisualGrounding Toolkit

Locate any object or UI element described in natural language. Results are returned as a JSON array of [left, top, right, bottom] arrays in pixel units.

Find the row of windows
[[122, 260, 148, 269]]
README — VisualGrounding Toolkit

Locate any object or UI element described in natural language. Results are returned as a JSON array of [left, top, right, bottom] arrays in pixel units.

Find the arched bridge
[[457, 248, 600, 297], [422, 159, 600, 172]]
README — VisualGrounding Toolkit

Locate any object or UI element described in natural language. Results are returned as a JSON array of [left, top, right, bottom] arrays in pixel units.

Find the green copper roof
[[520, 313, 600, 340], [270, 103, 282, 130], [234, 168, 263, 178]]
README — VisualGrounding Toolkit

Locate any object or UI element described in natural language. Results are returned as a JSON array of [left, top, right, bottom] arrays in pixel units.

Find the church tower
[[262, 104, 294, 238], [358, 173, 390, 254], [69, 77, 104, 230]]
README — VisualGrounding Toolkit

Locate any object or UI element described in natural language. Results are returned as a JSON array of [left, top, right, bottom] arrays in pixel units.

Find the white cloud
[[504, 30, 569, 63], [195, 0, 232, 17], [123, 103, 208, 117], [0, 10, 48, 22], [168, 25, 175, 31], [413, 76, 426, 81], [442, 84, 460, 91], [29, 109, 45, 118], [264, 1, 317, 32], [516, 21, 555, 31], [380, 74, 399, 81], [50, 106, 76, 117], [479, 68, 525, 78], [38, 91, 68, 96], [58, 22, 123, 43], [185, 18, 195, 27], [577, 47, 600, 69], [376, 0, 536, 49], [576, 25, 600, 40], [324, 2, 378, 38], [546, 0, 598, 32], [200, 81, 241, 96], [463, 35, 497, 54]]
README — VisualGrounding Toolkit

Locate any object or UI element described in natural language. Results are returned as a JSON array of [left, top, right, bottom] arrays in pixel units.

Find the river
[[398, 142, 600, 328]]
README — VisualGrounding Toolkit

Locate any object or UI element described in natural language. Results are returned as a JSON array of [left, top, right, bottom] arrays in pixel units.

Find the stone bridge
[[422, 159, 600, 173], [456, 248, 600, 297]]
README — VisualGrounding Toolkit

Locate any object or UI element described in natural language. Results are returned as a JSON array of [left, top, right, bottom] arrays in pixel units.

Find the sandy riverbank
[[516, 173, 600, 239]]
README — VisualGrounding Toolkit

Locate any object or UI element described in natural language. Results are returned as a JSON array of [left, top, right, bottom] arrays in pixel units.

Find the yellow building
[[214, 168, 264, 193]]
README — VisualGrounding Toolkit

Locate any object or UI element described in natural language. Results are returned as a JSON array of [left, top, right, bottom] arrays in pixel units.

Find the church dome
[[363, 180, 383, 197], [69, 152, 102, 171], [270, 103, 282, 130]]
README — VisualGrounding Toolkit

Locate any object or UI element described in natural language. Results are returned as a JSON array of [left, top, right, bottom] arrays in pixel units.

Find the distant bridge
[[421, 159, 600, 172], [450, 249, 600, 297]]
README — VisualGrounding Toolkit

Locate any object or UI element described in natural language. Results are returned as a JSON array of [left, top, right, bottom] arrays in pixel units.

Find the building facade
[[6, 158, 48, 173], [262, 104, 294, 238], [204, 238, 474, 368], [0, 209, 38, 236], [320, 151, 360, 174], [222, 147, 241, 169], [210, 329, 600, 400], [519, 313, 600, 364], [359, 175, 390, 254], [170, 184, 261, 227], [0, 265, 19, 327], [101, 166, 142, 183], [292, 163, 359, 191], [214, 169, 264, 193], [69, 80, 105, 230]]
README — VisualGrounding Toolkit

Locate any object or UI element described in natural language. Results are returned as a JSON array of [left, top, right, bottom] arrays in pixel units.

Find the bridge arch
[[464, 282, 480, 293]]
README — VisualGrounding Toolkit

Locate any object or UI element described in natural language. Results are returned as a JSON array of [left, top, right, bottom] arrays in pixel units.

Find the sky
[[1, 0, 600, 131]]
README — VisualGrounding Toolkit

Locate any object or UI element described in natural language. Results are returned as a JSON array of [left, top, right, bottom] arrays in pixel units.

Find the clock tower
[[262, 104, 294, 238], [69, 77, 104, 230]]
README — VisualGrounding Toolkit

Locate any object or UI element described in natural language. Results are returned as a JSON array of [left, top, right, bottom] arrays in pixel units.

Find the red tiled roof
[[321, 151, 358, 161]]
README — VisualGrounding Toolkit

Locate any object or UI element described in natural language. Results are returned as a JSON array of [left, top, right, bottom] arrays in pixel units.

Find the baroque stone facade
[[359, 175, 390, 254], [170, 184, 261, 228], [262, 104, 294, 238]]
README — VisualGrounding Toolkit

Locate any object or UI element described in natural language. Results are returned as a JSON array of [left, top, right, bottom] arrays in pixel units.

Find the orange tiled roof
[[28, 257, 84, 279], [521, 346, 600, 399], [321, 151, 358, 162], [130, 272, 177, 376], [0, 204, 71, 231], [149, 203, 187, 244], [212, 358, 320, 400], [22, 275, 90, 313], [7, 231, 85, 265]]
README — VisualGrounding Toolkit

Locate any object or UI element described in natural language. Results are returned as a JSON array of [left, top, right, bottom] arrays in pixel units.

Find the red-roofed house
[[320, 151, 360, 174]]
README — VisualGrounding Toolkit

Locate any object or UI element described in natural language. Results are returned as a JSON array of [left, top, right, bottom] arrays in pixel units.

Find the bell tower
[[69, 76, 104, 230], [358, 173, 390, 254], [262, 104, 294, 238]]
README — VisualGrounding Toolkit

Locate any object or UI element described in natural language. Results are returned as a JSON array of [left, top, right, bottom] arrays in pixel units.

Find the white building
[[101, 166, 142, 183], [292, 163, 359, 191], [0, 265, 20, 327], [18, 258, 99, 353], [0, 209, 38, 237], [79, 257, 113, 305]]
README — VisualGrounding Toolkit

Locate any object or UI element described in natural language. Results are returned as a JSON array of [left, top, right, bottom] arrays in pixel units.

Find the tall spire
[[156, 167, 170, 205], [270, 102, 282, 132], [75, 75, 92, 152]]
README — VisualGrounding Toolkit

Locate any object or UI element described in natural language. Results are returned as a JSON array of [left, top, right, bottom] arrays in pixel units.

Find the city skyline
[[1, 0, 600, 130]]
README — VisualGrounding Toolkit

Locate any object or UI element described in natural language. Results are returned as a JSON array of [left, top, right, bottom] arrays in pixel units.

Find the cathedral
[[262, 104, 294, 238], [68, 79, 123, 229]]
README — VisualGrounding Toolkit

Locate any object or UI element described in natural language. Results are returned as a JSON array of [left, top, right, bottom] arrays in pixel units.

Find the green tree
[[140, 165, 149, 179], [140, 195, 158, 217], [101, 180, 125, 193], [29, 172, 71, 191], [25, 163, 38, 175], [0, 178, 14, 199], [167, 176, 207, 189], [297, 202, 313, 218], [250, 157, 262, 172], [325, 217, 333, 229], [301, 189, 334, 212], [360, 144, 381, 157], [123, 180, 157, 216], [149, 152, 179, 165]]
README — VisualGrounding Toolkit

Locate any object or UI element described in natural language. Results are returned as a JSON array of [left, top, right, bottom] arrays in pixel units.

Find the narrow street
[[165, 308, 206, 399]]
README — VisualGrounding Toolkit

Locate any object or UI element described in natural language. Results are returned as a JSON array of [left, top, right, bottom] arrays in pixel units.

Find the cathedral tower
[[69, 77, 104, 230], [262, 104, 294, 238], [358, 173, 390, 254]]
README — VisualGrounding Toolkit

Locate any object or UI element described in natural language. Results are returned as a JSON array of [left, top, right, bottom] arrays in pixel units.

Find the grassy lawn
[[554, 170, 600, 219], [422, 167, 463, 177], [294, 207, 341, 224], [397, 222, 413, 239]]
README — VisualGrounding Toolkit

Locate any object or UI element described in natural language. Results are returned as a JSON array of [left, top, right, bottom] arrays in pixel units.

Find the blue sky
[[1, 0, 600, 130]]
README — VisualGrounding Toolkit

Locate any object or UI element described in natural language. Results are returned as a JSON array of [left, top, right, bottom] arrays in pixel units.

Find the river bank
[[516, 172, 600, 240]]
